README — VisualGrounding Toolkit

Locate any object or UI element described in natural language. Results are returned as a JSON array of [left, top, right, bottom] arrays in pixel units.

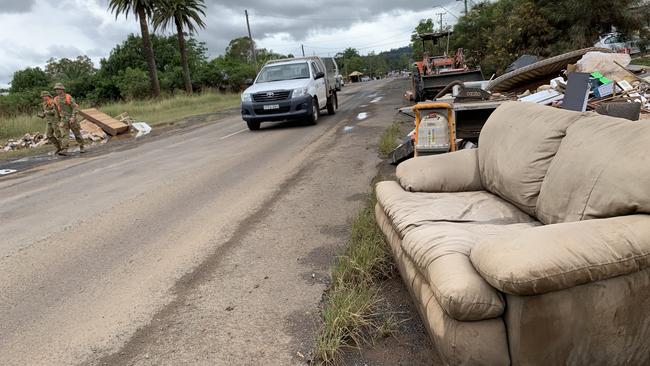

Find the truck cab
[[241, 57, 338, 131]]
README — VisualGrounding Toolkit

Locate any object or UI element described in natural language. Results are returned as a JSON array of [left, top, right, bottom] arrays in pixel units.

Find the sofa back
[[478, 102, 585, 216], [536, 115, 650, 224]]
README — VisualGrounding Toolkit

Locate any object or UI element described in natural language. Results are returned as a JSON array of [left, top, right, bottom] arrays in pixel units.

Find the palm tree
[[153, 0, 206, 94], [109, 0, 161, 97]]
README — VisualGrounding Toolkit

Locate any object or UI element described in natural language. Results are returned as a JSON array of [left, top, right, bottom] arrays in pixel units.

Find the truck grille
[[252, 90, 291, 102]]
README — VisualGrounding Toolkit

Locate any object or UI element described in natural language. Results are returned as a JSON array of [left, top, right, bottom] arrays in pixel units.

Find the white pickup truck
[[240, 56, 338, 131]]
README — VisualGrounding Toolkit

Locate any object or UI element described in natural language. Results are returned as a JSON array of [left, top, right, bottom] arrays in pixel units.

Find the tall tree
[[108, 0, 161, 97], [450, 0, 650, 75], [153, 0, 206, 94]]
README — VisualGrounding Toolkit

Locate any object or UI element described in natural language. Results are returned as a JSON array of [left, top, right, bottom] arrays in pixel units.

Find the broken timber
[[79, 109, 129, 136]]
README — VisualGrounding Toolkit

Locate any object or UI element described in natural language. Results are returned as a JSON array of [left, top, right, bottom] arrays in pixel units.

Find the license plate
[[263, 104, 280, 110]]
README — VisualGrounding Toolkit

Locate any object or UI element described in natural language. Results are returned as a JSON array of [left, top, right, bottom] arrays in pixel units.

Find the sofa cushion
[[478, 101, 585, 216], [470, 215, 650, 296], [402, 221, 539, 321], [376, 180, 535, 237], [536, 116, 650, 224], [397, 149, 483, 193]]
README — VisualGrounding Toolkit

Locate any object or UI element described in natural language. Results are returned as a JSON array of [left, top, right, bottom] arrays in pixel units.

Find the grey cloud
[[200, 0, 455, 47], [0, 0, 35, 13], [214, 0, 449, 18]]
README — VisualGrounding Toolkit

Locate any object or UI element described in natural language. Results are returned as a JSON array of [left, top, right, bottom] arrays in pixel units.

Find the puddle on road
[[0, 169, 17, 175], [370, 96, 383, 104], [343, 126, 355, 132], [356, 112, 368, 121], [1, 151, 69, 174], [360, 104, 368, 108]]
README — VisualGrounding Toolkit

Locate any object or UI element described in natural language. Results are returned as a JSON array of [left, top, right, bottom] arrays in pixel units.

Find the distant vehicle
[[322, 57, 343, 91], [412, 32, 484, 102], [594, 32, 641, 54], [361, 76, 371, 82], [240, 57, 338, 131]]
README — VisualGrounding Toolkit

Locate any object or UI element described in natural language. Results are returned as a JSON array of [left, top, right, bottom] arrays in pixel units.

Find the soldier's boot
[[71, 124, 85, 153]]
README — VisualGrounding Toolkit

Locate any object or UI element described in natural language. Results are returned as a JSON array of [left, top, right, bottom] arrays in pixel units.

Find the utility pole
[[244, 10, 257, 70], [437, 13, 444, 32], [301, 44, 305, 57]]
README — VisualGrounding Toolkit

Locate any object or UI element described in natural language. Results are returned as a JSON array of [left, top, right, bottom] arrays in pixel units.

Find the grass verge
[[314, 186, 395, 364], [98, 92, 239, 127], [0, 91, 240, 142], [378, 122, 401, 156]]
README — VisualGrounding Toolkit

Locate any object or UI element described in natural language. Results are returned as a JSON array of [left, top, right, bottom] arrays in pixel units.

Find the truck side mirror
[[245, 78, 254, 86], [314, 72, 325, 80]]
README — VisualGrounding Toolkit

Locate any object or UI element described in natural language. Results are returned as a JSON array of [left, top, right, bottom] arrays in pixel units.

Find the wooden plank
[[79, 108, 129, 136]]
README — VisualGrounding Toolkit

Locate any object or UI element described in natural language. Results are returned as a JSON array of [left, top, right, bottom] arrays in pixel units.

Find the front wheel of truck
[[247, 120, 260, 131]]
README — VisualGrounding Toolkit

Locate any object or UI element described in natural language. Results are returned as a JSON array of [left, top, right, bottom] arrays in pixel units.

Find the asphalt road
[[0, 78, 409, 365]]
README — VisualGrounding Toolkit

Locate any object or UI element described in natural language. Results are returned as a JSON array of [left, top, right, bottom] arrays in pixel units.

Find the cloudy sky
[[0, 0, 462, 87]]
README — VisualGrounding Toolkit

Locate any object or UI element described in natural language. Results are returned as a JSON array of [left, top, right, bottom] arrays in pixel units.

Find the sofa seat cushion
[[470, 215, 650, 296], [402, 221, 539, 321], [478, 102, 586, 216], [376, 180, 535, 238], [536, 115, 650, 224]]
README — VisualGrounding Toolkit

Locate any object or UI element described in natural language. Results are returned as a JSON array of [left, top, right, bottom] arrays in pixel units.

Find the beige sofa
[[375, 101, 650, 365]]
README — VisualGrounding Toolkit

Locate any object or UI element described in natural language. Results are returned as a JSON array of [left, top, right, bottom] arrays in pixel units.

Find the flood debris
[[1, 132, 47, 152], [1, 110, 155, 155], [80, 120, 108, 142], [79, 108, 129, 136], [131, 122, 152, 138], [1, 121, 111, 153]]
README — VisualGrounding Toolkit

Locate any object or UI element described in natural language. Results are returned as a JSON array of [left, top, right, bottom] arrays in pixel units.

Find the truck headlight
[[292, 87, 308, 98], [241, 93, 252, 102]]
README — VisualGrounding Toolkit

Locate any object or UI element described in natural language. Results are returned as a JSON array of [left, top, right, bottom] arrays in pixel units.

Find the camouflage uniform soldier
[[37, 91, 62, 154], [53, 83, 85, 154]]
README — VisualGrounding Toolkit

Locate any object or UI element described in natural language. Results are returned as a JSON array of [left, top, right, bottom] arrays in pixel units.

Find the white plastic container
[[416, 112, 450, 154]]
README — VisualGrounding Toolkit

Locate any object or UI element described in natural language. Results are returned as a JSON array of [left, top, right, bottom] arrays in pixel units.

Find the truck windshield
[[256, 63, 310, 83]]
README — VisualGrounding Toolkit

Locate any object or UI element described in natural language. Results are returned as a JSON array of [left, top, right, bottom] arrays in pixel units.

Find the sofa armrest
[[396, 149, 483, 193], [470, 215, 650, 295]]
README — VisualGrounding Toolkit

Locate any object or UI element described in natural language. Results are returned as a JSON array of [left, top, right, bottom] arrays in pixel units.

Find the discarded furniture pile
[[394, 47, 650, 163], [377, 101, 650, 365], [510, 50, 650, 119]]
